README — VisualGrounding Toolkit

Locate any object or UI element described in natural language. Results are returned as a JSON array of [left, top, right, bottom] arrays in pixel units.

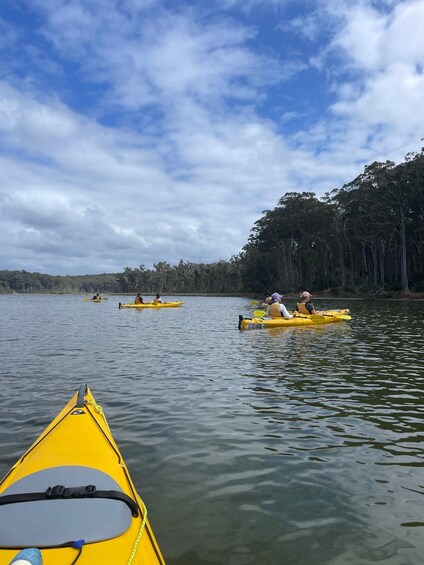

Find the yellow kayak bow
[[0, 385, 165, 565]]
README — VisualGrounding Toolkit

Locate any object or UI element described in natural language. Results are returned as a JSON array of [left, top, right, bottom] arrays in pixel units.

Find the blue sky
[[1, 0, 423, 275]]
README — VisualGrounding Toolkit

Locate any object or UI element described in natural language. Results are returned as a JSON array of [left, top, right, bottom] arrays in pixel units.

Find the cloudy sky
[[1, 0, 423, 275]]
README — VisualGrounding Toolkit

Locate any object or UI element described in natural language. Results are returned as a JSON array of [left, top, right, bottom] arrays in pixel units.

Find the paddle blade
[[308, 315, 330, 323], [310, 314, 351, 322], [253, 309, 267, 317]]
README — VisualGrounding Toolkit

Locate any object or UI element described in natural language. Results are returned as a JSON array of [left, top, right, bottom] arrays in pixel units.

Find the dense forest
[[241, 151, 424, 296], [1, 150, 423, 296], [0, 271, 121, 294]]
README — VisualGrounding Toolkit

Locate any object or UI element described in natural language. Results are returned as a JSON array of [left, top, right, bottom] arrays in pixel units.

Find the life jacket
[[296, 302, 310, 315], [268, 302, 282, 318], [152, 297, 161, 304], [135, 296, 142, 304]]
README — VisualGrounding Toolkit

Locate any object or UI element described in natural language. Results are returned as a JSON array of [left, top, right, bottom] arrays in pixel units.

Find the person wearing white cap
[[296, 291, 320, 315], [266, 292, 293, 319]]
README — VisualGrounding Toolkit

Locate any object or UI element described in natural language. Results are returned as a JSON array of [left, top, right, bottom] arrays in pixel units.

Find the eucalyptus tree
[[330, 152, 424, 294], [242, 192, 339, 292], [392, 150, 424, 292], [332, 161, 396, 290]]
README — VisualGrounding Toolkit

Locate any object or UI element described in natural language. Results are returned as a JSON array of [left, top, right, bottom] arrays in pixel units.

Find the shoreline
[[1, 291, 423, 300]]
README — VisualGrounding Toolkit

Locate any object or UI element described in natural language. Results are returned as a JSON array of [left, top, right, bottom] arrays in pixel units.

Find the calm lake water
[[0, 295, 423, 564]]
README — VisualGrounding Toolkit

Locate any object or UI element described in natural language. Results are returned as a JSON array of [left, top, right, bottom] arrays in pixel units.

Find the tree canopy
[[241, 150, 424, 295]]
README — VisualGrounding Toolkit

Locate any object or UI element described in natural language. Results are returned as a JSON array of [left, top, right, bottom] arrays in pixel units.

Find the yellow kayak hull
[[239, 309, 351, 330], [0, 386, 165, 565], [119, 301, 184, 309]]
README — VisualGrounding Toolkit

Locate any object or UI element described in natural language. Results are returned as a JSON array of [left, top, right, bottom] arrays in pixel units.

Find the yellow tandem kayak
[[0, 385, 165, 565], [119, 302, 184, 309], [239, 309, 351, 330]]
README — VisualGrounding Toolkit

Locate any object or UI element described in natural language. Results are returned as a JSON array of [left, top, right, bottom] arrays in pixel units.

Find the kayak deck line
[[0, 483, 140, 517]]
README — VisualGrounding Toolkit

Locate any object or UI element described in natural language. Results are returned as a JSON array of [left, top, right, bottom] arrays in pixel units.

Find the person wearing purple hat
[[266, 292, 293, 319]]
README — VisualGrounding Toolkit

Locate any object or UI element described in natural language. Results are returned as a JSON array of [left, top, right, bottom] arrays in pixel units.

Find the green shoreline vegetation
[[2, 150, 423, 298]]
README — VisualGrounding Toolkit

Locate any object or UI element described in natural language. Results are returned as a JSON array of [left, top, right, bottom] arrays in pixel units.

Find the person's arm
[[279, 304, 293, 319], [306, 302, 317, 315]]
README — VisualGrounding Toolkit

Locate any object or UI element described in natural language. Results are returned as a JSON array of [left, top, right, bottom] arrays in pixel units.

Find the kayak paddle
[[253, 309, 267, 317]]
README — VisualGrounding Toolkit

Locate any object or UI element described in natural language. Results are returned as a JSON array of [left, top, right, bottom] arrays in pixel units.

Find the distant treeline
[[0, 271, 122, 294], [2, 150, 423, 296], [118, 260, 242, 294], [120, 151, 424, 296]]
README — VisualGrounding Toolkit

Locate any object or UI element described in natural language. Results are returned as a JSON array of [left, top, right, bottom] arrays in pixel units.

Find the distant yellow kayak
[[0, 385, 165, 564], [119, 301, 184, 309]]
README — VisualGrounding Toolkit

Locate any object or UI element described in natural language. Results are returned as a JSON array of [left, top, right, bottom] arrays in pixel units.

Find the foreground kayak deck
[[119, 301, 184, 309], [0, 385, 165, 565], [239, 309, 351, 330]]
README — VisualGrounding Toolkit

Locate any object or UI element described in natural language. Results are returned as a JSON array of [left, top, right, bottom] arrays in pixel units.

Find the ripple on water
[[0, 296, 423, 564]]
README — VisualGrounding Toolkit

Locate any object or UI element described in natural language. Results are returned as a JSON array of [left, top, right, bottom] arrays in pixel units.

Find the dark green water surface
[[0, 296, 423, 564]]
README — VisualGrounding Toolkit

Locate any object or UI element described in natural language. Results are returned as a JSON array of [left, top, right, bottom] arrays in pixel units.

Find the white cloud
[[325, 0, 424, 150], [330, 1, 424, 72], [0, 78, 293, 274], [1, 0, 423, 274]]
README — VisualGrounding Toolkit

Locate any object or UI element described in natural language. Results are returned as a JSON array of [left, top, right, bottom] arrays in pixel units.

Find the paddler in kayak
[[91, 292, 101, 301], [263, 293, 272, 306], [135, 292, 144, 304], [296, 291, 322, 315], [266, 292, 293, 319], [152, 292, 162, 304]]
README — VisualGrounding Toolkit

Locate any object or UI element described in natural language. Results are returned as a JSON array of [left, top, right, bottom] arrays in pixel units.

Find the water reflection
[[0, 295, 423, 564]]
